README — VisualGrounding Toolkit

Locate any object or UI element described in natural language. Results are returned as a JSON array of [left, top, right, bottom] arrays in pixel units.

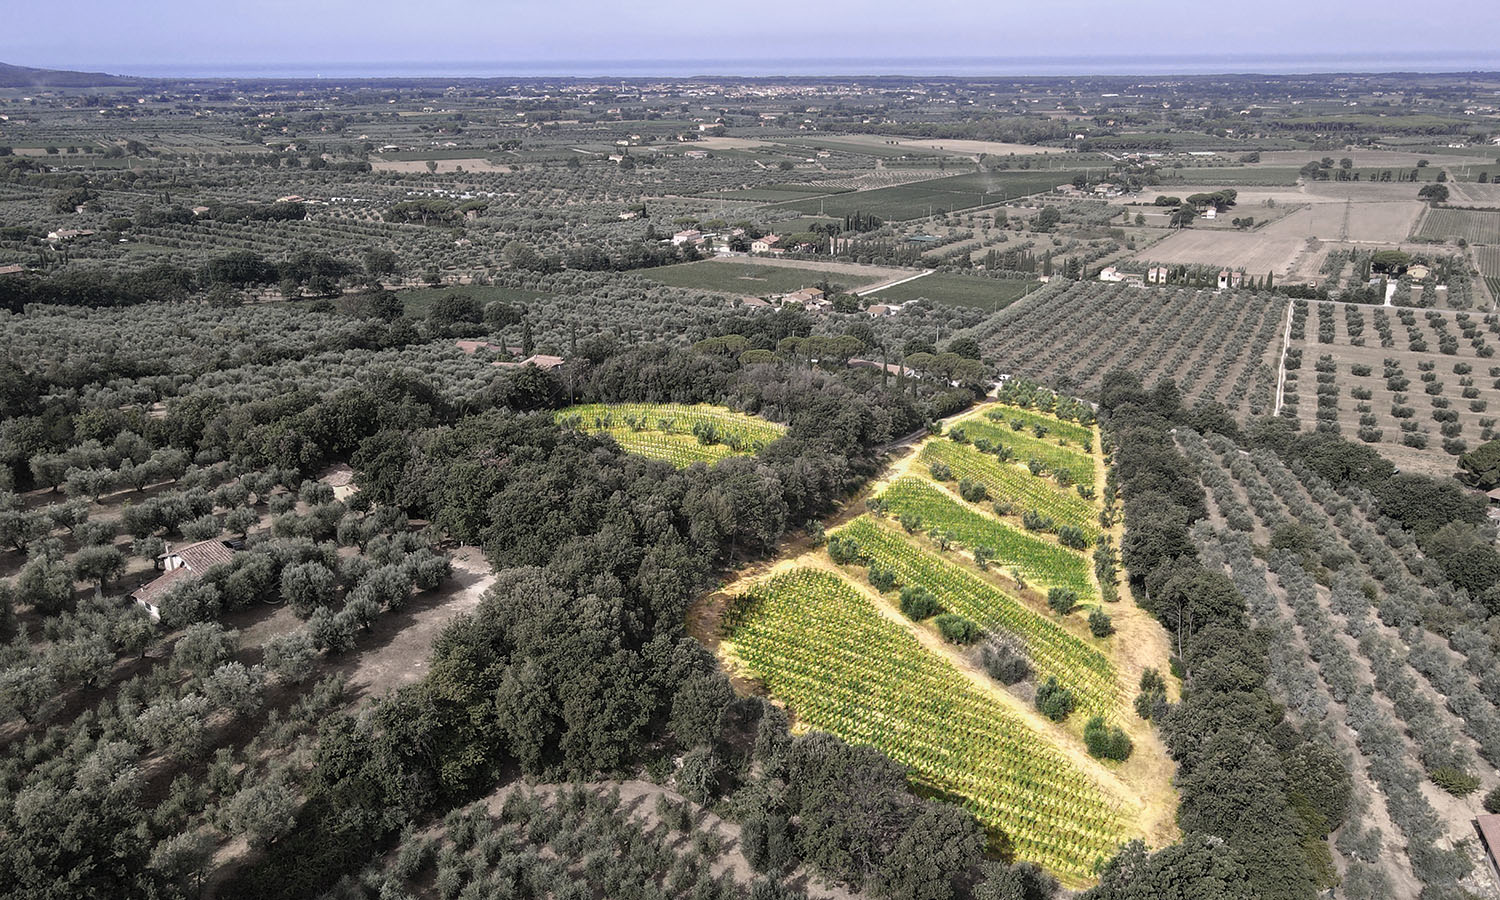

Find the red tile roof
[[1477, 814, 1500, 864], [172, 539, 237, 571], [131, 565, 192, 606]]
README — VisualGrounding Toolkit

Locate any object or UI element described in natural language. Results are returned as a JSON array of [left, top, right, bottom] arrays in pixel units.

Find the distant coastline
[[41, 53, 1500, 80]]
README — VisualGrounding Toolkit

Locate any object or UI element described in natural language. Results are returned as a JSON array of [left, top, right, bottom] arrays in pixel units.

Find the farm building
[[454, 340, 505, 354], [1407, 263, 1431, 280], [131, 539, 241, 622], [752, 235, 782, 253], [46, 228, 96, 242], [1148, 265, 1168, 284], [495, 354, 566, 372], [1476, 815, 1500, 887], [672, 229, 703, 246], [1099, 266, 1125, 282], [320, 463, 360, 501], [779, 287, 827, 307], [0, 264, 24, 276], [849, 358, 916, 377]]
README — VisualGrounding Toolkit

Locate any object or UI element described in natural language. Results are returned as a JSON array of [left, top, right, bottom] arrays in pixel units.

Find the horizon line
[[14, 52, 1500, 81]]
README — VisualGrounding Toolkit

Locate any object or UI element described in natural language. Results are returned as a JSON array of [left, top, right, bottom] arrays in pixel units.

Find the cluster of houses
[[1054, 182, 1125, 199], [733, 286, 906, 318], [1099, 265, 1245, 290], [670, 229, 818, 257], [455, 340, 565, 371]]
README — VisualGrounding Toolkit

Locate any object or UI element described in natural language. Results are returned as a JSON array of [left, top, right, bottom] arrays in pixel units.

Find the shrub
[[826, 535, 861, 564], [1056, 525, 1088, 550], [1484, 785, 1500, 814], [1083, 716, 1133, 761], [1034, 677, 1075, 721], [1430, 766, 1480, 796], [899, 585, 942, 620], [867, 564, 896, 592], [1022, 509, 1054, 532], [928, 461, 954, 481], [1088, 609, 1114, 637], [957, 477, 988, 503], [1046, 587, 1078, 616], [935, 613, 981, 644], [981, 640, 1031, 685]]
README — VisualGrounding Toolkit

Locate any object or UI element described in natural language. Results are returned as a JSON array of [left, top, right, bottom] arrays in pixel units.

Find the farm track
[[1273, 298, 1295, 416]]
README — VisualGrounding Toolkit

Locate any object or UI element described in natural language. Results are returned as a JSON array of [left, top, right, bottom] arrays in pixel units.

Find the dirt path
[[856, 268, 935, 296], [1272, 297, 1295, 416], [343, 546, 495, 703]]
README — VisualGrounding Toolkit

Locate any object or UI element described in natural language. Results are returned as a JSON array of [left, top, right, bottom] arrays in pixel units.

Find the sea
[[86, 53, 1500, 80]]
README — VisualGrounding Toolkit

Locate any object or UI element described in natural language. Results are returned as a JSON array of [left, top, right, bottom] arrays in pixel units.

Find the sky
[[8, 0, 1500, 77]]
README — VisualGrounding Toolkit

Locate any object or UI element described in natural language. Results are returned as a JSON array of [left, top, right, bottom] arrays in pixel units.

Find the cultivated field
[[640, 257, 903, 294], [1180, 428, 1500, 895], [1413, 208, 1500, 245], [776, 170, 1084, 220], [1446, 181, 1500, 207], [1257, 149, 1499, 168], [370, 157, 514, 174], [718, 397, 1175, 885], [864, 272, 1038, 310], [968, 280, 1284, 415], [555, 402, 787, 466], [1282, 301, 1500, 475]]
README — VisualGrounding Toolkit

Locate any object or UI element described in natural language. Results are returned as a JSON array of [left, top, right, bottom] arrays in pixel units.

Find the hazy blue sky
[[9, 0, 1500, 76]]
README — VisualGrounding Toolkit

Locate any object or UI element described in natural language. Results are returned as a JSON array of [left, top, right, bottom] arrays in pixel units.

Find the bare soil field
[[1301, 181, 1438, 203], [343, 546, 494, 702], [1134, 218, 1306, 273], [371, 157, 514, 173], [1295, 199, 1426, 243], [690, 136, 781, 151], [1447, 182, 1500, 207], [884, 137, 1067, 157]]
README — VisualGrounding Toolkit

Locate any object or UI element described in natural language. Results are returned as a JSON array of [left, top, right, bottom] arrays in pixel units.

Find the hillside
[[0, 61, 137, 88]]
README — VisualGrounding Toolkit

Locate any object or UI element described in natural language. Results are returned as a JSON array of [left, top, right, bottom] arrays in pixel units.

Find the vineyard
[[1413, 207, 1500, 244], [834, 515, 1119, 716], [975, 402, 1096, 448], [555, 402, 786, 466], [948, 412, 1097, 489], [873, 477, 1097, 598], [722, 568, 1130, 883], [1477, 246, 1500, 302], [714, 394, 1171, 885], [919, 440, 1101, 539]]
